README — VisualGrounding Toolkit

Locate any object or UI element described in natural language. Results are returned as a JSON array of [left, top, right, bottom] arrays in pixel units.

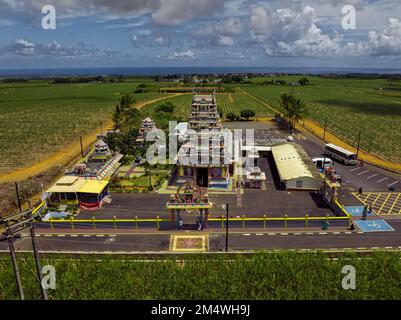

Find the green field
[[0, 80, 165, 171], [241, 76, 401, 163], [1, 76, 400, 172], [1, 252, 401, 299], [141, 90, 274, 121]]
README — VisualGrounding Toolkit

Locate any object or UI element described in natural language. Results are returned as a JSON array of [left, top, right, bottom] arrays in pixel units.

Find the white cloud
[[368, 18, 401, 56], [218, 35, 235, 46], [159, 50, 196, 60], [5, 0, 225, 25], [249, 5, 344, 56], [171, 50, 195, 59], [0, 38, 120, 60]]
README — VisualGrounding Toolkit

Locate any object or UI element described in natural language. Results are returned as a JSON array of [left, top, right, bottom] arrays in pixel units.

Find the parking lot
[[296, 131, 401, 194]]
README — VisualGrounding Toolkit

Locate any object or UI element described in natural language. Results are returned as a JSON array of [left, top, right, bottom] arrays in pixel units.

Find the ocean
[[1, 66, 401, 77]]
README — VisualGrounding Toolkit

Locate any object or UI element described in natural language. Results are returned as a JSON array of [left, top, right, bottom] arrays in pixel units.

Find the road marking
[[268, 233, 276, 236], [385, 246, 393, 249], [377, 177, 389, 183], [96, 235, 105, 237], [350, 167, 362, 172], [57, 234, 65, 237], [70, 235, 78, 237], [293, 233, 301, 235], [318, 232, 327, 235], [389, 193, 401, 213], [83, 235, 91, 237], [333, 232, 340, 234], [256, 233, 264, 236], [280, 233, 288, 235], [345, 231, 352, 234], [109, 235, 117, 237], [356, 247, 366, 250], [44, 234, 52, 237], [388, 181, 400, 187], [357, 170, 369, 176], [371, 247, 380, 250], [367, 173, 378, 180], [243, 234, 251, 236], [306, 232, 313, 235]]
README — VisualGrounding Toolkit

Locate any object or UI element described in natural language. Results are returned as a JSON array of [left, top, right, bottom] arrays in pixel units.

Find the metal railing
[[36, 212, 351, 230]]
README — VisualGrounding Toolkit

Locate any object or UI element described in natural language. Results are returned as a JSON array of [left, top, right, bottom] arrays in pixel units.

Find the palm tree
[[279, 92, 308, 130]]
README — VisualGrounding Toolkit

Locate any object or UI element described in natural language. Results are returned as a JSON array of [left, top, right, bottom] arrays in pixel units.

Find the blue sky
[[0, 0, 401, 69]]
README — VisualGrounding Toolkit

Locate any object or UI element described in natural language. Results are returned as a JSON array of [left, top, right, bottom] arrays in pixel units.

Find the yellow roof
[[46, 176, 108, 194], [271, 144, 315, 181], [46, 176, 86, 193], [78, 180, 109, 194]]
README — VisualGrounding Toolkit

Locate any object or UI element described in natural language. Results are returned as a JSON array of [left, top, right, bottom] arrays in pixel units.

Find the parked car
[[312, 157, 333, 170]]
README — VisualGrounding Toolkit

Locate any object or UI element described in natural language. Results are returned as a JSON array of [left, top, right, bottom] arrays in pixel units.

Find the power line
[[0, 208, 48, 300]]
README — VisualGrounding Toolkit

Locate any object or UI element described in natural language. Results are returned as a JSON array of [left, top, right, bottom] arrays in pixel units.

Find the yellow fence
[[31, 198, 351, 230], [38, 213, 351, 230]]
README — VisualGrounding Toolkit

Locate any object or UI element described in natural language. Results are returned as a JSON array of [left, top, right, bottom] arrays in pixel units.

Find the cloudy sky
[[0, 0, 401, 69]]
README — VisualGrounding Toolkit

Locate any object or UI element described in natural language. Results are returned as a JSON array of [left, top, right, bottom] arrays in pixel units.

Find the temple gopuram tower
[[176, 91, 231, 189]]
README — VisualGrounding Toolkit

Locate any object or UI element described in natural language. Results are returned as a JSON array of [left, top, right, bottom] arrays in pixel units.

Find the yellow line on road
[[371, 193, 383, 207], [378, 193, 393, 214], [389, 193, 401, 214]]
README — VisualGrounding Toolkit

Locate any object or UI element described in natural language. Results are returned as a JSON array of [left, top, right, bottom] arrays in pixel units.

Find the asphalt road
[[3, 220, 401, 253]]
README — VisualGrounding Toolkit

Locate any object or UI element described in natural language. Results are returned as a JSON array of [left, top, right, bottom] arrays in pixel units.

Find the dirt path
[[240, 88, 401, 173], [0, 93, 184, 183], [228, 93, 234, 103]]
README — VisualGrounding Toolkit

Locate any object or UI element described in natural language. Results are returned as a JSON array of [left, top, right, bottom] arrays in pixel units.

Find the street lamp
[[221, 203, 229, 252]]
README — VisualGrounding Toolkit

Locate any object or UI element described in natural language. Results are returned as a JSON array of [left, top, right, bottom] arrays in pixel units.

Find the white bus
[[324, 143, 357, 165]]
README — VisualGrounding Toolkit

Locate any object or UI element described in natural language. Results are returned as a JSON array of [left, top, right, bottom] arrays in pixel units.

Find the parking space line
[[350, 167, 362, 172], [357, 170, 369, 176], [388, 181, 400, 188], [367, 173, 378, 180], [377, 177, 389, 183]]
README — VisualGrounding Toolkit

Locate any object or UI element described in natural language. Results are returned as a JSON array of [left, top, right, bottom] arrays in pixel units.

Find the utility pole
[[225, 203, 229, 252], [30, 223, 48, 300], [1, 210, 48, 300], [323, 117, 327, 142], [6, 229, 24, 300], [80, 136, 84, 158], [15, 182, 22, 212], [356, 130, 361, 159]]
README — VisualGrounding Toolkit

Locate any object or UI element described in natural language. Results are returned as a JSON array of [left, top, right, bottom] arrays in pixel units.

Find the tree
[[226, 112, 237, 121], [279, 92, 308, 130], [299, 77, 309, 85], [240, 109, 256, 120], [155, 102, 175, 113]]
